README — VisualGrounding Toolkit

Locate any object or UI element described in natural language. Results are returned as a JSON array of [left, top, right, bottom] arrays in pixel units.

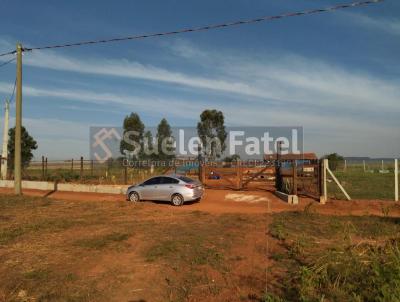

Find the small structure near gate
[[265, 153, 321, 199]]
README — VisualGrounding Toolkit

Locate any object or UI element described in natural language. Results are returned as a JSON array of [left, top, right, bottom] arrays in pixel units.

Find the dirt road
[[0, 187, 398, 217]]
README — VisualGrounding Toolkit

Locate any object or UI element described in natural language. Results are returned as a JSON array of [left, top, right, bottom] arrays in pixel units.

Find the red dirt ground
[[1, 188, 399, 301], [0, 187, 399, 217]]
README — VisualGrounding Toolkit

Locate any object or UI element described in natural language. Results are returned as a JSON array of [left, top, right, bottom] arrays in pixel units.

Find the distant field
[[327, 165, 397, 200]]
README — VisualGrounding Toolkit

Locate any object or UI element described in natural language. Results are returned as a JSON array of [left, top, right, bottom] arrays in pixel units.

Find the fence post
[[236, 161, 242, 190], [318, 159, 322, 198], [41, 156, 45, 180], [395, 159, 398, 202], [71, 159, 74, 172], [198, 163, 202, 182], [91, 160, 94, 176], [363, 160, 366, 173], [124, 165, 128, 185], [45, 157, 48, 178], [321, 159, 328, 204], [292, 160, 298, 195], [344, 159, 347, 172], [201, 164, 206, 184], [80, 157, 83, 180]]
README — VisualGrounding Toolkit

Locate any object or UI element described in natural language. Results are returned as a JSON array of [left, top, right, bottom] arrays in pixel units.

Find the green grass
[[74, 232, 131, 249], [269, 211, 400, 301], [0, 218, 77, 245], [328, 167, 396, 200]]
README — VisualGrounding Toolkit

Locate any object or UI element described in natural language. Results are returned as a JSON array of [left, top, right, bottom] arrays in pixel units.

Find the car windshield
[[177, 176, 194, 183]]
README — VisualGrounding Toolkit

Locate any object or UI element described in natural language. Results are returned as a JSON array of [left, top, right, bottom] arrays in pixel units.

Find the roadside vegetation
[[268, 208, 400, 301]]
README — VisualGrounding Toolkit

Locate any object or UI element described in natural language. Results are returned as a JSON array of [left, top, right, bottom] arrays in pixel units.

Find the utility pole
[[1, 99, 10, 180], [14, 43, 22, 195], [395, 159, 398, 202]]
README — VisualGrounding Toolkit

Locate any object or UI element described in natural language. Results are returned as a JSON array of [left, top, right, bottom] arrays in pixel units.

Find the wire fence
[[15, 158, 173, 185], [327, 159, 398, 200], [1, 157, 398, 201]]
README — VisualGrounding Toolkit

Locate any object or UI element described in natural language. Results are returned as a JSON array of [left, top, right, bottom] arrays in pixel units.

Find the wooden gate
[[297, 159, 321, 199], [200, 162, 275, 190], [276, 159, 321, 199]]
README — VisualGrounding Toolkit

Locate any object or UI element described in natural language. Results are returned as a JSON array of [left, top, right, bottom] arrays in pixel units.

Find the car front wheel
[[128, 192, 140, 202]]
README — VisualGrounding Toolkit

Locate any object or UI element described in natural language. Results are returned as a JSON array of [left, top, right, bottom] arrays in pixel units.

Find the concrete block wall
[[0, 180, 129, 195]]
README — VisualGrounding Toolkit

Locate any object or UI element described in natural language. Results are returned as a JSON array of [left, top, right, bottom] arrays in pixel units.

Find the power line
[[0, 0, 384, 56], [9, 78, 16, 103], [0, 57, 16, 68], [0, 50, 16, 58]]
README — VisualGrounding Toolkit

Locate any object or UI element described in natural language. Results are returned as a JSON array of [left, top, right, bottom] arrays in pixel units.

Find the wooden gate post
[[71, 159, 74, 172], [292, 160, 298, 195], [90, 160, 94, 176], [321, 159, 328, 204]]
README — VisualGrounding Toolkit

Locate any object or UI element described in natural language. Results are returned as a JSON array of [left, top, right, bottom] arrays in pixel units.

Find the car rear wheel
[[128, 192, 140, 202], [171, 194, 184, 206]]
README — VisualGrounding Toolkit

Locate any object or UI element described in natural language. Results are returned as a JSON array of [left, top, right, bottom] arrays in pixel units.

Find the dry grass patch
[[0, 194, 267, 302]]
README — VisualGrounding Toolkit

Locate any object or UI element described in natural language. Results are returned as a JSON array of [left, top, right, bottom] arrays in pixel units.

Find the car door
[[158, 177, 180, 201], [141, 177, 162, 200]]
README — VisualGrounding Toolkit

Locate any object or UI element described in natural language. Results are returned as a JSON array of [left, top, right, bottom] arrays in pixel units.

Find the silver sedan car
[[126, 175, 204, 206]]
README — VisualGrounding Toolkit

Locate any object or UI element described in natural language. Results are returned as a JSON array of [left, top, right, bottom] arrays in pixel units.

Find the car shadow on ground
[[138, 199, 201, 206]]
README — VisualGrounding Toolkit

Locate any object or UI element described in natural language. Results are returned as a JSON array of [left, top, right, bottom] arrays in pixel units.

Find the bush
[[324, 153, 344, 171]]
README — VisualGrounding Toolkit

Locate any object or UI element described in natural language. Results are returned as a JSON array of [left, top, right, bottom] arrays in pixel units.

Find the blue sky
[[0, 0, 399, 159]]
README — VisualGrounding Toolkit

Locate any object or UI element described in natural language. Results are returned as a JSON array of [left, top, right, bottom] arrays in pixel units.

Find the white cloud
[[17, 46, 400, 115], [166, 39, 210, 59], [343, 12, 400, 36], [1, 79, 397, 157], [1, 37, 399, 157]]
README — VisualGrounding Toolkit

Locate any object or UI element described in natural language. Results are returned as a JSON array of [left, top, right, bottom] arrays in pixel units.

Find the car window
[[143, 177, 162, 185], [177, 176, 194, 183], [161, 177, 179, 184]]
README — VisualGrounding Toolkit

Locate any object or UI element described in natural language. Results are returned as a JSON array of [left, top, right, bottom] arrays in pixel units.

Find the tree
[[120, 113, 145, 160], [7, 126, 38, 170], [143, 130, 156, 160], [197, 110, 227, 161], [156, 118, 175, 161], [324, 153, 344, 171]]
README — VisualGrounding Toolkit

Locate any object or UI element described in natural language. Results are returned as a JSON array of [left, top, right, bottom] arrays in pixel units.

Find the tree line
[[6, 109, 345, 168], [119, 109, 228, 161]]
